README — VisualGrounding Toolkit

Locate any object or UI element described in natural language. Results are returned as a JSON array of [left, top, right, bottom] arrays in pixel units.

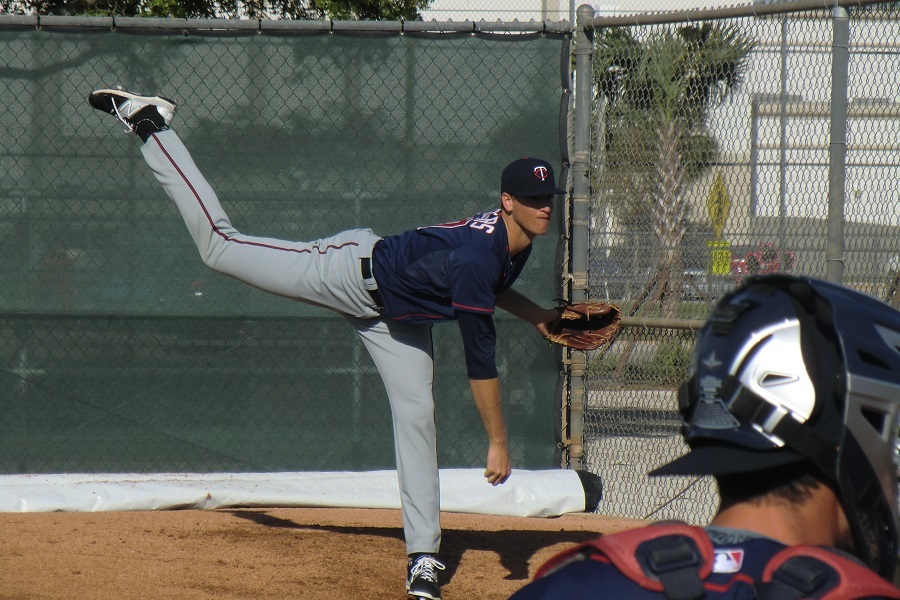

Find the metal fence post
[[562, 3, 595, 470], [826, 4, 850, 284]]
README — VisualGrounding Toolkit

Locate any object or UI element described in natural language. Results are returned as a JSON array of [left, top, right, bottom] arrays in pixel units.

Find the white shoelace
[[410, 556, 445, 583], [110, 98, 135, 133]]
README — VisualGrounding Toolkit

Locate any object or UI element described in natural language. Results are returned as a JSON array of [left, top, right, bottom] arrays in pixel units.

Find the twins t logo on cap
[[501, 157, 564, 197]]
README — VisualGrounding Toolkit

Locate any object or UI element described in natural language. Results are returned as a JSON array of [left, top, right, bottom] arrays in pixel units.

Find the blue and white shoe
[[406, 554, 445, 600]]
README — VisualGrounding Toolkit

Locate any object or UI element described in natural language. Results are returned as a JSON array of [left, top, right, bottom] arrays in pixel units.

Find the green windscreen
[[0, 26, 567, 473]]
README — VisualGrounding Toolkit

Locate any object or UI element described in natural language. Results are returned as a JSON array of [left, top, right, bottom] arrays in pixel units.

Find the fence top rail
[[583, 0, 888, 28], [620, 316, 707, 331], [0, 14, 572, 34]]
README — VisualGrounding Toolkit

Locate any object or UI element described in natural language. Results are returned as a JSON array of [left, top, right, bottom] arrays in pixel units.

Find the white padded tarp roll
[[0, 468, 588, 516]]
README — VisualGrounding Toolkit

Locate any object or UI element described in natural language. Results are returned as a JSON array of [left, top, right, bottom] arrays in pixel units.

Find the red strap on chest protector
[[761, 545, 900, 599], [535, 523, 714, 595]]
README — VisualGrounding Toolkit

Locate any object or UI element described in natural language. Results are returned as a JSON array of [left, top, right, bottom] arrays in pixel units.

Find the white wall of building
[[420, 0, 756, 23]]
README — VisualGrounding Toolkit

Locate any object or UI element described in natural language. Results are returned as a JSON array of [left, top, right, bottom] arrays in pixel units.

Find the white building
[[420, 0, 758, 23]]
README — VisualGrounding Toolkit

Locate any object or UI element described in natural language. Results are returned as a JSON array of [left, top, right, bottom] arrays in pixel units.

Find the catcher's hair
[[715, 460, 830, 511]]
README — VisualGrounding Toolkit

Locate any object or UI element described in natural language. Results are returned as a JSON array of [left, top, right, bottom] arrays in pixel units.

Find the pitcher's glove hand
[[546, 301, 622, 351]]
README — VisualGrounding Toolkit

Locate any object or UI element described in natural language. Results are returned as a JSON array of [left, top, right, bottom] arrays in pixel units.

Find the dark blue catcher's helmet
[[652, 274, 900, 582]]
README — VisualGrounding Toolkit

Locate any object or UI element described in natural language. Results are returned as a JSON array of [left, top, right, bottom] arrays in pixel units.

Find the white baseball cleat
[[88, 86, 177, 136]]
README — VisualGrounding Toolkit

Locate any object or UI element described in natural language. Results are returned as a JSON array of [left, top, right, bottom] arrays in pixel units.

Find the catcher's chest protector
[[534, 523, 900, 599]]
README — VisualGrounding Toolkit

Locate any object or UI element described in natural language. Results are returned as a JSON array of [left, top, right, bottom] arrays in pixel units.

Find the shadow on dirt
[[227, 510, 601, 583]]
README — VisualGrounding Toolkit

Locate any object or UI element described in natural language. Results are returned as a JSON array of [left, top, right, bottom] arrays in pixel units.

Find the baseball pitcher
[[88, 87, 590, 600]]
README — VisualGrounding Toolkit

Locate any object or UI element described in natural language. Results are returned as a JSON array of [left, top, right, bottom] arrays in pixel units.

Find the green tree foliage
[[309, 0, 426, 20], [1, 0, 429, 19]]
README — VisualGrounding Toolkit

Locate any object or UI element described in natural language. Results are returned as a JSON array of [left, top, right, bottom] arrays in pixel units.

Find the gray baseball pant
[[141, 130, 441, 554]]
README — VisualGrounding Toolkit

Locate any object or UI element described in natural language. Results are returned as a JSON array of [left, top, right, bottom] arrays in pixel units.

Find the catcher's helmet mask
[[651, 274, 900, 581]]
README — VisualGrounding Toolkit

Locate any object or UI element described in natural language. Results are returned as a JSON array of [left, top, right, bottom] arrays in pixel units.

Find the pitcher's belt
[[360, 257, 383, 310]]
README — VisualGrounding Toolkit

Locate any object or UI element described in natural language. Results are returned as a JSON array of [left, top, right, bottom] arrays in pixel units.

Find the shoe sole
[[88, 89, 177, 116], [406, 584, 440, 600], [406, 583, 440, 599]]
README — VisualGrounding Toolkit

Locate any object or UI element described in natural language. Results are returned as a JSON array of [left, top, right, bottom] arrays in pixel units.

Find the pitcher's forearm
[[469, 377, 511, 485], [496, 288, 559, 338], [470, 377, 507, 444]]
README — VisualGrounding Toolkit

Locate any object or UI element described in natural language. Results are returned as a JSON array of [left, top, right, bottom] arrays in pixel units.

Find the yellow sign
[[707, 240, 732, 276], [707, 172, 731, 239]]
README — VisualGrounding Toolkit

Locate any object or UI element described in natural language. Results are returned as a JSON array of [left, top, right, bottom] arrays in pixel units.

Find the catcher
[[87, 87, 619, 600]]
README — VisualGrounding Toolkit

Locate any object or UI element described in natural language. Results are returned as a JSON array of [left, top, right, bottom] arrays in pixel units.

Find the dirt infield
[[0, 507, 645, 599]]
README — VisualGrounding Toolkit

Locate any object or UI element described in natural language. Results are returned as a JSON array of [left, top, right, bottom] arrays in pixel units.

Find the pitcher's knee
[[196, 238, 234, 273], [390, 396, 436, 429]]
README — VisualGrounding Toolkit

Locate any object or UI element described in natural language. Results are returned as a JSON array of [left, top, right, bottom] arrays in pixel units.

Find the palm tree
[[591, 23, 754, 320]]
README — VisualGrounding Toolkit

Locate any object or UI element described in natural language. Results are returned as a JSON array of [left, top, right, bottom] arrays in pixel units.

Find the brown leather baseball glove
[[546, 301, 622, 351]]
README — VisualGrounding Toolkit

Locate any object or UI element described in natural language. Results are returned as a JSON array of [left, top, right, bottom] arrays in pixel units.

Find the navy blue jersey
[[371, 208, 532, 379], [372, 209, 531, 324]]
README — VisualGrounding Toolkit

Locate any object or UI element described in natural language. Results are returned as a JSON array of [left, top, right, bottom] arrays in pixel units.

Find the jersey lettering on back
[[372, 209, 530, 324], [423, 211, 499, 234]]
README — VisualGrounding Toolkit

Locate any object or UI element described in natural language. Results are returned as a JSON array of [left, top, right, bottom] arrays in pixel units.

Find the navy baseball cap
[[501, 157, 566, 197]]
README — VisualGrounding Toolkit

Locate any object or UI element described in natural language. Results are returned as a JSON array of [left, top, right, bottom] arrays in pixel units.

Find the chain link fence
[[580, 1, 900, 523], [0, 18, 570, 475], [3, 4, 897, 524]]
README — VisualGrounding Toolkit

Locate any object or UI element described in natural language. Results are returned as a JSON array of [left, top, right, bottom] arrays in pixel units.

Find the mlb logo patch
[[713, 549, 745, 573]]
